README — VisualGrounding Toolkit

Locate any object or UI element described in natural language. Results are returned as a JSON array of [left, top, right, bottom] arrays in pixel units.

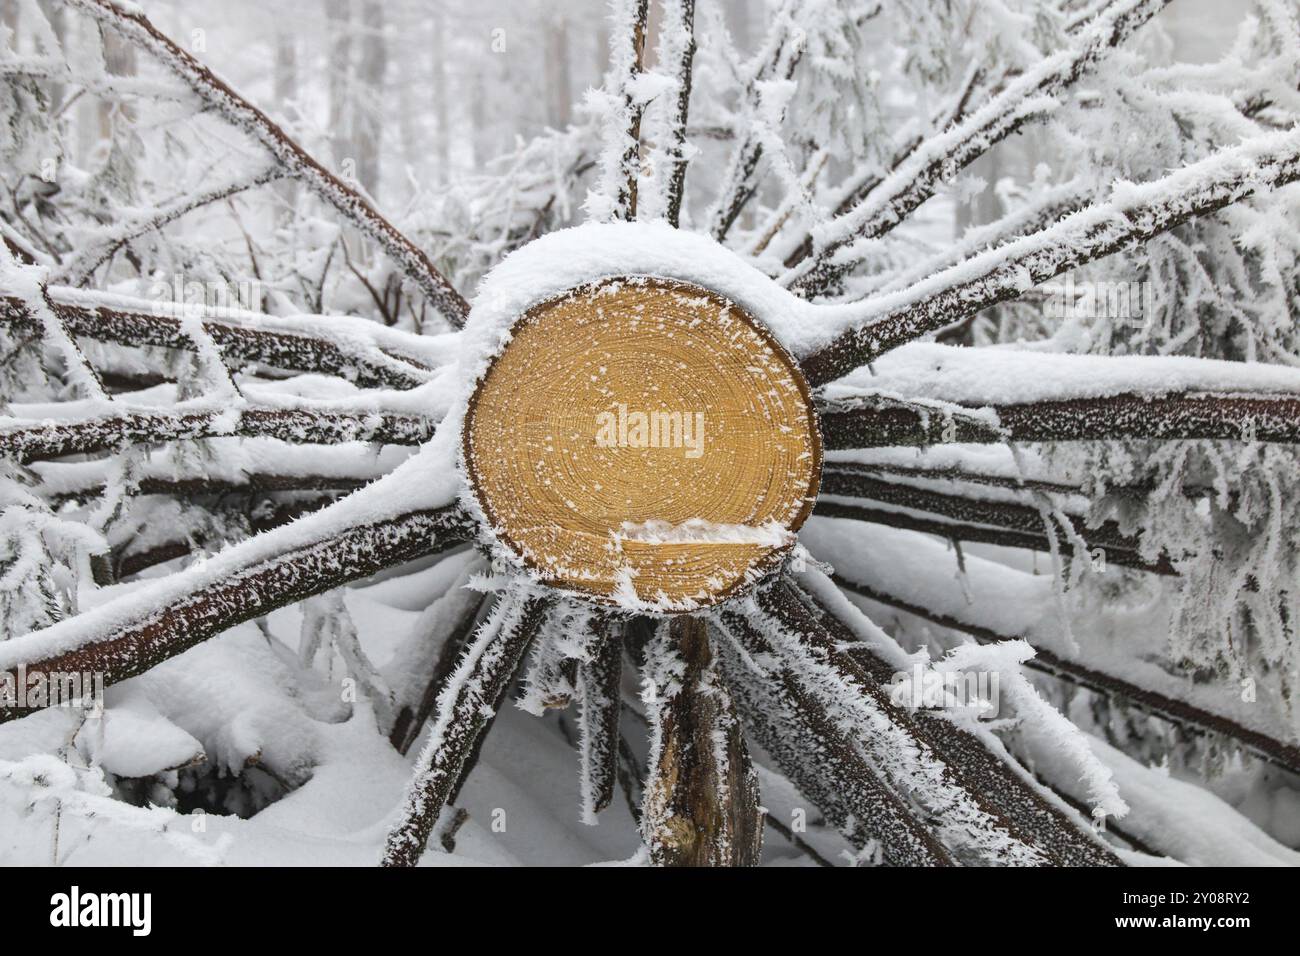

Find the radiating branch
[[2, 291, 436, 389], [786, 0, 1170, 295], [381, 594, 550, 867], [830, 570, 1300, 777], [819, 391, 1300, 448], [0, 507, 470, 723], [0, 406, 434, 464]]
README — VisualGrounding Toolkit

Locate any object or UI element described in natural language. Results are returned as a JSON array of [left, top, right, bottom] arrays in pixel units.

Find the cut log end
[[463, 276, 821, 610]]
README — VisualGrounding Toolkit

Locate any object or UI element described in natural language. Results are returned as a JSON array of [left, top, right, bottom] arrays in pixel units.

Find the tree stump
[[463, 276, 821, 609]]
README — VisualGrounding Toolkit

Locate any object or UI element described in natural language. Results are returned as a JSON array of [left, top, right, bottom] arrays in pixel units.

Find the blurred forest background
[[2, 0, 1246, 227]]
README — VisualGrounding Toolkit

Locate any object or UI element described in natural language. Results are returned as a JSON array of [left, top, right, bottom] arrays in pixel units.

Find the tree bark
[[640, 616, 763, 866]]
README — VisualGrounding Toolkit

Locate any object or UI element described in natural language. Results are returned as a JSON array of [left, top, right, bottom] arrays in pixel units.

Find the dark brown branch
[[113, 494, 341, 579], [610, 0, 650, 221], [389, 592, 489, 755], [819, 465, 1165, 563], [813, 499, 1174, 574], [830, 571, 1300, 777], [577, 615, 622, 819], [0, 507, 471, 723], [792, 582, 1122, 865], [1, 293, 433, 389], [0, 406, 434, 464], [67, 0, 469, 327], [819, 392, 1300, 447], [714, 612, 955, 865]]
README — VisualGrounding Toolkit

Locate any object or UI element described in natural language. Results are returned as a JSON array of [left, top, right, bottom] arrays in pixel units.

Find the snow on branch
[[784, 0, 1171, 294], [52, 165, 285, 288], [654, 0, 696, 228], [827, 555, 1300, 779], [816, 465, 1166, 572], [588, 0, 651, 222], [791, 574, 1122, 866], [638, 615, 761, 865], [1, 289, 439, 389], [820, 391, 1300, 449], [746, 582, 1054, 864], [576, 615, 622, 824], [706, 0, 807, 242], [798, 125, 1300, 384], [713, 606, 956, 865], [62, 0, 470, 328], [381, 592, 550, 866], [0, 405, 434, 464], [0, 506, 470, 724]]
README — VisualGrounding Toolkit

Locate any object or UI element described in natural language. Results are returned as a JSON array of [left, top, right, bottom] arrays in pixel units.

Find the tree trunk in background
[[38, 0, 67, 123], [98, 21, 136, 140], [724, 0, 752, 56], [547, 18, 572, 130], [353, 0, 386, 200], [432, 3, 450, 184], [325, 0, 354, 174], [273, 28, 299, 213]]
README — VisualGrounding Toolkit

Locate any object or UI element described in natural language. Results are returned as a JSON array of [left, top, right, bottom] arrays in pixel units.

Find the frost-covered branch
[[0, 506, 469, 722], [592, 0, 651, 222], [799, 126, 1300, 384], [792, 575, 1122, 866], [706, 0, 807, 241], [2, 291, 438, 389], [828, 570, 1300, 778], [0, 405, 434, 464], [53, 165, 285, 287], [657, 0, 696, 228], [63, 0, 470, 327], [714, 608, 956, 865], [820, 392, 1300, 448], [381, 593, 550, 867], [577, 615, 622, 823], [785, 0, 1170, 294], [819, 465, 1161, 565]]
